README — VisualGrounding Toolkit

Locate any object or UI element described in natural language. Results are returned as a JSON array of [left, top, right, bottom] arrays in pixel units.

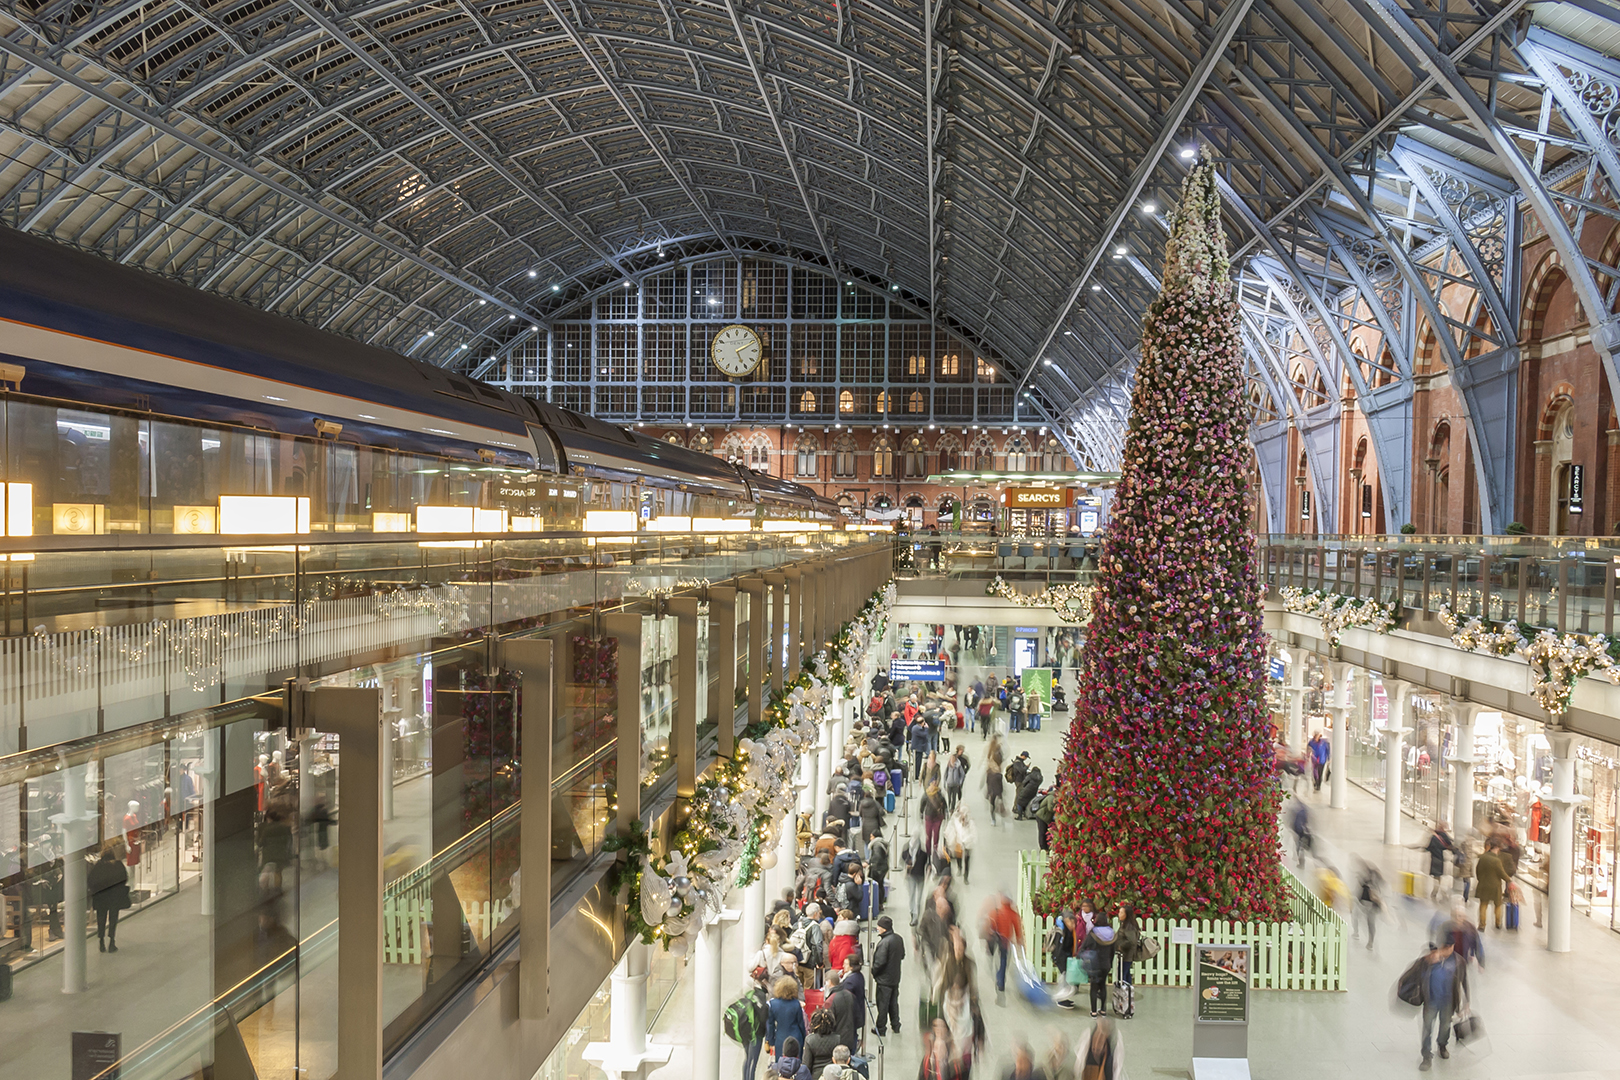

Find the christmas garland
[[984, 575, 1095, 624], [1278, 586, 1398, 647], [607, 581, 896, 956], [1437, 604, 1620, 716]]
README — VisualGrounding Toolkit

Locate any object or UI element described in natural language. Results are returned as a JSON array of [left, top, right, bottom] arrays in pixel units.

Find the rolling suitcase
[[1505, 902, 1520, 930], [1111, 980, 1134, 1016], [1399, 870, 1418, 897]]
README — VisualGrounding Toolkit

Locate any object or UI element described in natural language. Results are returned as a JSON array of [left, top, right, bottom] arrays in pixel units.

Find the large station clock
[[711, 324, 763, 377]]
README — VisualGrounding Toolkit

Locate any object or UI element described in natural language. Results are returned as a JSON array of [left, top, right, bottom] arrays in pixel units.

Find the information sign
[[72, 1032, 120, 1080], [890, 659, 946, 682], [1195, 945, 1250, 1024]]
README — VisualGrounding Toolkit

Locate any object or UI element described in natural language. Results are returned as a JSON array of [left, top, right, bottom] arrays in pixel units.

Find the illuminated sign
[[1001, 487, 1068, 508]]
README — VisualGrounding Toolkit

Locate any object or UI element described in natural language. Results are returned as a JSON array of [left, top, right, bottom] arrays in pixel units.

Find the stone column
[[51, 757, 95, 993], [1447, 699, 1480, 839], [784, 566, 803, 678], [1285, 651, 1307, 752], [1382, 679, 1411, 846], [694, 917, 723, 1080], [1327, 660, 1352, 811], [814, 716, 832, 827], [765, 572, 787, 695], [740, 876, 766, 976], [583, 941, 672, 1080], [1546, 731, 1582, 954]]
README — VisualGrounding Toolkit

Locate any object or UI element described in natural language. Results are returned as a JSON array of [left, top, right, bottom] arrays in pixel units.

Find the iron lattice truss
[[1, 0, 1620, 528]]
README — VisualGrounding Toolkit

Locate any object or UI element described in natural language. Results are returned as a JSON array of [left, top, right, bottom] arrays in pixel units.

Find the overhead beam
[[544, 0, 744, 263], [724, 3, 839, 273], [1020, 0, 1257, 395], [0, 37, 540, 330]]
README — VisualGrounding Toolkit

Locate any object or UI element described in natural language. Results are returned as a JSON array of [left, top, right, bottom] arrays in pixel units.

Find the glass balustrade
[[0, 527, 881, 1080]]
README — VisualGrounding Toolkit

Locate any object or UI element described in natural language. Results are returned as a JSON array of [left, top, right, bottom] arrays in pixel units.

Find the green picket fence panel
[[1016, 851, 1347, 991]]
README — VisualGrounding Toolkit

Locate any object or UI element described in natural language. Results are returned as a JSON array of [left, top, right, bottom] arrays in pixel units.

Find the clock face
[[712, 324, 763, 377]]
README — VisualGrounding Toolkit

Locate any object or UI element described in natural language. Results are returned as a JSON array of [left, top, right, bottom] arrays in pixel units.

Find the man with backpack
[[942, 747, 969, 811], [1400, 942, 1464, 1070], [903, 835, 929, 926], [1006, 686, 1026, 733], [1030, 786, 1057, 850], [724, 975, 769, 1080]]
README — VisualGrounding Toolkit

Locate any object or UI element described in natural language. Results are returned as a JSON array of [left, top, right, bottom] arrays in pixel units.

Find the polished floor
[[653, 660, 1620, 1080]]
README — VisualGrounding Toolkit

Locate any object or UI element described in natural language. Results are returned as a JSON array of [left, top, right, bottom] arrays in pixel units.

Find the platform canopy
[[0, 0, 1618, 525]]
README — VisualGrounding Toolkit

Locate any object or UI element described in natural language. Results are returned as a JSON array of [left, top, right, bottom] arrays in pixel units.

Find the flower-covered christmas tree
[[1044, 159, 1288, 920]]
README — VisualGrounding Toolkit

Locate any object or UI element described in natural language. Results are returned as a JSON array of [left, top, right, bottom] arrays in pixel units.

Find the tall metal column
[[669, 597, 701, 801], [739, 578, 766, 729], [784, 566, 804, 678], [606, 612, 644, 832], [52, 757, 95, 993], [305, 686, 385, 1080], [765, 571, 787, 694], [501, 638, 554, 1019]]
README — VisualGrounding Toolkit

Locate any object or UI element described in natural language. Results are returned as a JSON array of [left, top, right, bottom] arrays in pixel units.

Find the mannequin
[[256, 753, 269, 813], [123, 800, 142, 867]]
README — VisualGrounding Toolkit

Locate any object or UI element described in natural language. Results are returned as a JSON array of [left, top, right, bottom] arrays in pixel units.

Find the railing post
[[1606, 557, 1616, 638], [1518, 556, 1529, 624], [605, 611, 644, 831], [1479, 553, 1493, 622], [1558, 557, 1569, 634]]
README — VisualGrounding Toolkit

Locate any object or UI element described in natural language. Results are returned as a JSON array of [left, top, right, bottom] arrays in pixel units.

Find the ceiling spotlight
[[707, 297, 720, 306], [1142, 202, 1156, 214], [458, 343, 467, 349], [508, 314, 516, 320], [891, 284, 900, 292], [425, 330, 434, 337], [1039, 426, 1047, 434], [1114, 246, 1127, 256], [1090, 284, 1102, 292], [623, 280, 632, 288], [1179, 146, 1196, 159], [528, 270, 537, 278], [531, 325, 540, 331], [1044, 359, 1053, 366], [478, 299, 486, 305], [551, 284, 560, 292], [845, 280, 854, 286]]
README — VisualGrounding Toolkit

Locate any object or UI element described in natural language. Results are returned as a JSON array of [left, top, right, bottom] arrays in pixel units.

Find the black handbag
[[1453, 1010, 1481, 1043]]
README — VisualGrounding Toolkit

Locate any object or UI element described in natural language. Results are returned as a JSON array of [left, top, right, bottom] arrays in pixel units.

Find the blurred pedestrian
[[1075, 1018, 1123, 1080], [1077, 914, 1116, 1018], [981, 892, 1023, 1006], [985, 738, 1007, 824]]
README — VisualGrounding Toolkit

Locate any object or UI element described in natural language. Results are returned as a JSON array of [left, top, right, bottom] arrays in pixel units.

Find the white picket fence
[[382, 896, 514, 964], [1017, 851, 1348, 991]]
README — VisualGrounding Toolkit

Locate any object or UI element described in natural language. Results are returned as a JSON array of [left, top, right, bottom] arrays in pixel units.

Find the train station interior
[[3, 0, 1620, 1077]]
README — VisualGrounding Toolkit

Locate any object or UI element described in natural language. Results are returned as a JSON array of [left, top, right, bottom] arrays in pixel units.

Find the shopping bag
[[1139, 936, 1162, 960], [1066, 957, 1087, 985], [1453, 1012, 1482, 1043]]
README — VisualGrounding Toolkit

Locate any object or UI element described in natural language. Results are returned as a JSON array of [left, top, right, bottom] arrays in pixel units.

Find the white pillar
[[1286, 652, 1307, 752], [1546, 732, 1581, 954], [199, 727, 218, 918], [741, 875, 766, 970], [1328, 661, 1351, 811], [1382, 680, 1411, 847], [51, 757, 94, 994], [584, 940, 672, 1080], [694, 917, 723, 1080], [1448, 699, 1479, 838], [778, 812, 798, 892], [814, 725, 832, 828]]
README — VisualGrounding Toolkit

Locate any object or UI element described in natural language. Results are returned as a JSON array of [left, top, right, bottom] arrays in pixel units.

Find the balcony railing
[[1260, 533, 1620, 638]]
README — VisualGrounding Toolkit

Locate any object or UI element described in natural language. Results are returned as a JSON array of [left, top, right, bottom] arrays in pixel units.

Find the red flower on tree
[[1045, 160, 1288, 921]]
